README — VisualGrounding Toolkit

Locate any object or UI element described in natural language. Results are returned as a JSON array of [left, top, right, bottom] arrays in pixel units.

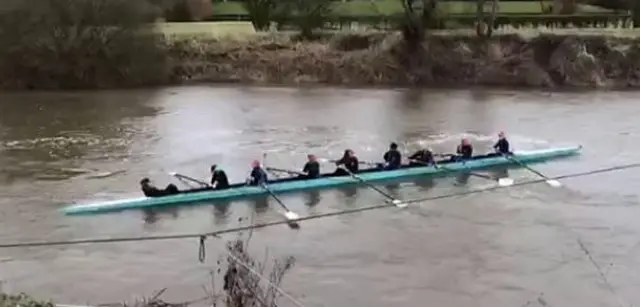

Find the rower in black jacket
[[382, 142, 402, 170], [409, 147, 435, 166], [455, 138, 473, 161], [334, 149, 359, 175], [301, 154, 320, 178], [493, 132, 511, 155], [140, 178, 179, 197], [247, 160, 268, 186], [210, 164, 230, 189]]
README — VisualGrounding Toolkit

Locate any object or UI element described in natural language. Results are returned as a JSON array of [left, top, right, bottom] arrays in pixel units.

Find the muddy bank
[[169, 32, 640, 89]]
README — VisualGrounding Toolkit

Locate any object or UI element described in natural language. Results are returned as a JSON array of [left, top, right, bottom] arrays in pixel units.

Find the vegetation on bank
[[0, 293, 54, 307], [0, 237, 296, 307], [0, 0, 637, 90]]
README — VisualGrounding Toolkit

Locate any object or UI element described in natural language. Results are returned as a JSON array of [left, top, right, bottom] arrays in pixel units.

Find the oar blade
[[168, 172, 178, 177], [390, 199, 407, 208], [497, 178, 514, 187], [284, 211, 300, 220], [546, 179, 562, 188]]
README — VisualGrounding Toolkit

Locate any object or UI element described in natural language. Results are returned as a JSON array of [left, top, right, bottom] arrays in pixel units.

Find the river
[[1, 86, 639, 307]]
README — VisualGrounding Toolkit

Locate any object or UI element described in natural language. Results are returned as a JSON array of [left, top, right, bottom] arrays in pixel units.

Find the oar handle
[[266, 167, 306, 176], [171, 173, 211, 187]]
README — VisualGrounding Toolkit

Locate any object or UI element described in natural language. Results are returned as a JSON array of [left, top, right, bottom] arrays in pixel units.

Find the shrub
[[242, 0, 279, 31], [161, 0, 214, 22], [0, 0, 169, 90]]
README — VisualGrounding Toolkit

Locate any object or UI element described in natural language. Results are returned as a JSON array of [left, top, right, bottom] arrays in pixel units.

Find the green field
[[159, 21, 257, 37], [158, 21, 640, 39], [212, 0, 613, 16]]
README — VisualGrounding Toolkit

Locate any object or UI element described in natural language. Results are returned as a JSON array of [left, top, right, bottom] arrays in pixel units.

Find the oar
[[502, 154, 562, 187], [337, 166, 407, 208], [317, 158, 379, 166], [259, 183, 300, 225], [266, 167, 306, 177], [169, 172, 211, 187]]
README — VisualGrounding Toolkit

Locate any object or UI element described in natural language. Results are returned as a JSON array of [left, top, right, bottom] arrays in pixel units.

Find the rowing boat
[[61, 145, 582, 215]]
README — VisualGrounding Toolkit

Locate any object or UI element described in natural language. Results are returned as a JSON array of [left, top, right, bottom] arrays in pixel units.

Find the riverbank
[[169, 30, 640, 89]]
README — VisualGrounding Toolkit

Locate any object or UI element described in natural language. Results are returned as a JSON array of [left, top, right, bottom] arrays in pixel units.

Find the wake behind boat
[[60, 145, 582, 215]]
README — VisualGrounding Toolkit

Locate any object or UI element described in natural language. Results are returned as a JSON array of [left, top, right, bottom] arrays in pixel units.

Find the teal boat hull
[[61, 146, 582, 215]]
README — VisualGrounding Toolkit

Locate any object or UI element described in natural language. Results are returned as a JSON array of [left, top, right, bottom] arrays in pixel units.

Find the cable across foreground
[[1, 162, 639, 250]]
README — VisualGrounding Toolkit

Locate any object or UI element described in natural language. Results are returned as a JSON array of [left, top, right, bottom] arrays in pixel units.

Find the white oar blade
[[497, 178, 514, 187], [546, 180, 562, 188], [390, 199, 407, 208], [284, 211, 300, 220], [168, 172, 178, 176]]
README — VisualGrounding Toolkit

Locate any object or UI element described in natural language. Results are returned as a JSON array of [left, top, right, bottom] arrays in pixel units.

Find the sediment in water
[[169, 32, 640, 89]]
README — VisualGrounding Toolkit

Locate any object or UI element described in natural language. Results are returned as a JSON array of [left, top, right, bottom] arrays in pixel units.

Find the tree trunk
[[486, 0, 498, 37], [476, 0, 485, 37]]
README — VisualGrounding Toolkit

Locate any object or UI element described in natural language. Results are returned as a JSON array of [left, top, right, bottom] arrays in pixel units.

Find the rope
[[198, 235, 206, 263], [0, 162, 638, 249]]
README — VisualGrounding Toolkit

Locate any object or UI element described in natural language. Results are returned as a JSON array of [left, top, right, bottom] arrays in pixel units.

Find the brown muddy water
[[1, 86, 640, 307]]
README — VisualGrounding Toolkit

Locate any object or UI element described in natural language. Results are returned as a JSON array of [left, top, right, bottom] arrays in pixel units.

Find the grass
[[157, 20, 640, 39], [158, 21, 257, 38], [211, 0, 615, 16]]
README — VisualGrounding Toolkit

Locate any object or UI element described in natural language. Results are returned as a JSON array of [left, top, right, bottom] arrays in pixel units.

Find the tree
[[242, 0, 279, 31], [277, 0, 333, 39], [552, 0, 576, 14], [0, 0, 168, 89], [476, 0, 498, 38], [399, 0, 439, 51]]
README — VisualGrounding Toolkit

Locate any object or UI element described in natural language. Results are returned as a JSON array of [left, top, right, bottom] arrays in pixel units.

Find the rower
[[382, 142, 402, 170], [493, 131, 511, 155], [301, 154, 320, 179], [455, 138, 473, 161], [408, 147, 435, 166], [140, 178, 179, 197], [247, 160, 268, 186], [210, 164, 230, 189], [334, 149, 359, 175]]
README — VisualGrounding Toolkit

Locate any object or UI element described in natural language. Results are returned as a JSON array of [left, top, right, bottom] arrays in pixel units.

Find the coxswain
[[301, 154, 320, 178], [140, 178, 179, 197], [408, 147, 435, 166], [334, 149, 359, 175], [456, 138, 473, 160], [210, 164, 230, 189], [247, 160, 268, 186], [382, 142, 402, 170], [493, 131, 511, 155]]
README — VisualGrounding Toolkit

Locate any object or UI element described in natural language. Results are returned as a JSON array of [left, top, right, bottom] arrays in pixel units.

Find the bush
[[278, 0, 334, 39], [161, 0, 214, 22], [242, 0, 279, 31], [0, 0, 169, 90], [0, 293, 54, 307]]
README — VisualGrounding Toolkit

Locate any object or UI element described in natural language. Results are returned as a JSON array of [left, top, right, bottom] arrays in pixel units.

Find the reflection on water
[[303, 191, 321, 207], [142, 207, 180, 225], [455, 173, 472, 185], [212, 202, 232, 225]]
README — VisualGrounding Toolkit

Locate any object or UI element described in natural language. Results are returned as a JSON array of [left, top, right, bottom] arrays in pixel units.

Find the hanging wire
[[199, 235, 206, 263], [0, 162, 638, 250]]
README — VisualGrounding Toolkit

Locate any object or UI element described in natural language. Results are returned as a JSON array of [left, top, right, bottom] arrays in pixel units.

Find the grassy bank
[[159, 21, 257, 38], [157, 21, 640, 38], [165, 27, 640, 89]]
